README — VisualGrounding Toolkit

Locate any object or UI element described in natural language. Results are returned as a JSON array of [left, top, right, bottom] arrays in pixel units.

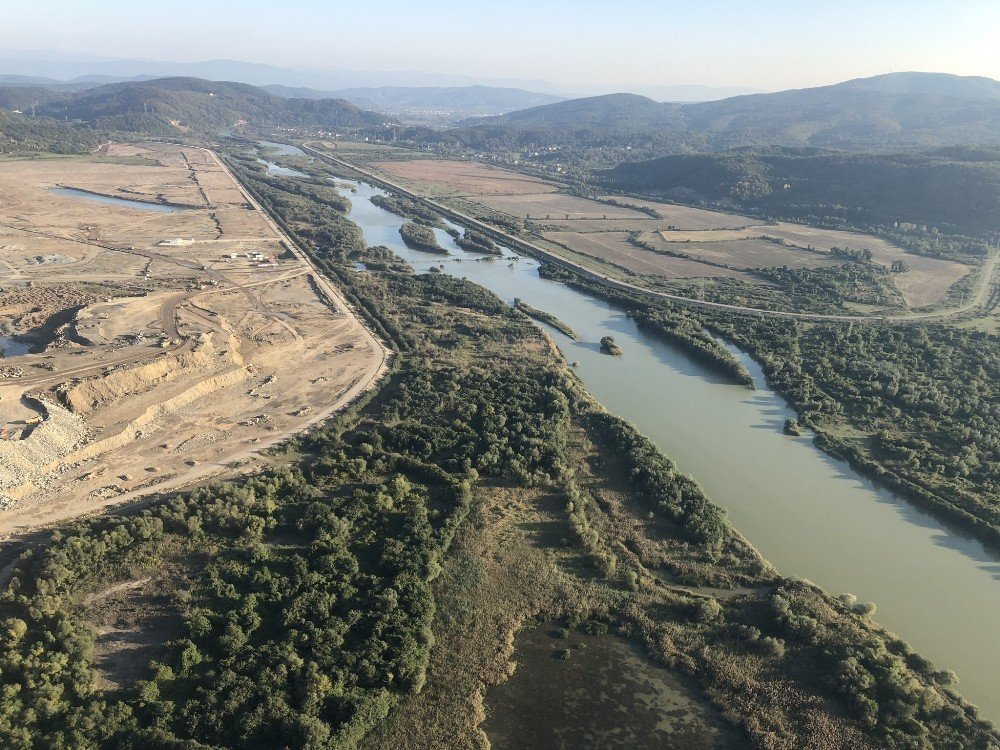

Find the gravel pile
[[0, 399, 89, 491]]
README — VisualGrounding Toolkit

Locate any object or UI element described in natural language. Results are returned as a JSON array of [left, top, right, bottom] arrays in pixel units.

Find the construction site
[[0, 143, 386, 537]]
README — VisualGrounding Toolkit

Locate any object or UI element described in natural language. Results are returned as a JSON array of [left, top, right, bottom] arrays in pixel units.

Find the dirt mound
[[0, 399, 88, 492], [62, 338, 217, 414]]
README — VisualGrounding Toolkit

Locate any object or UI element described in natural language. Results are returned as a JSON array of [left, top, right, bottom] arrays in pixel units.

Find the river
[[263, 150, 1000, 721]]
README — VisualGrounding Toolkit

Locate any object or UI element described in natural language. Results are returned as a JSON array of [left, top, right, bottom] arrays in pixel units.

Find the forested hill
[[451, 72, 1000, 151], [0, 108, 102, 154], [479, 92, 683, 130], [601, 147, 1000, 236], [0, 77, 388, 134]]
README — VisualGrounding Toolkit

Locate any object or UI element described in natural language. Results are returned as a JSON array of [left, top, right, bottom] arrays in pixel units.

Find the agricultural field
[[372, 158, 560, 197], [542, 231, 759, 282], [598, 196, 757, 229], [640, 233, 843, 270], [363, 157, 972, 309], [657, 223, 972, 307], [475, 192, 647, 220], [531, 218, 678, 233], [0, 143, 383, 535]]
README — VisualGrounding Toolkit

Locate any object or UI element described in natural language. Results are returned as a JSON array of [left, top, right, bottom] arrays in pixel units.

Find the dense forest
[[0, 77, 386, 136], [398, 222, 446, 254], [704, 315, 1000, 547], [0, 109, 103, 154], [602, 147, 1000, 242]]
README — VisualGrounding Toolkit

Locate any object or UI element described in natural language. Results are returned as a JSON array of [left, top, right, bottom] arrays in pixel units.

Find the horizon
[[1, 0, 997, 93], [2, 52, 998, 102]]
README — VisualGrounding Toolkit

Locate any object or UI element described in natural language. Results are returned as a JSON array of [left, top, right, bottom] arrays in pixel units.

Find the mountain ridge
[[459, 72, 1000, 150]]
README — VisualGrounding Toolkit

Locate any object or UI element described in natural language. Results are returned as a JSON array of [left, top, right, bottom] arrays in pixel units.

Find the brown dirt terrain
[[543, 231, 762, 282], [639, 233, 843, 270], [658, 223, 971, 307], [0, 143, 385, 537], [371, 159, 560, 197]]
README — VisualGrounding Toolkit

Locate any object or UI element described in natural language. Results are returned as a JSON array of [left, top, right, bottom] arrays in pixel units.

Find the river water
[[263, 147, 1000, 721], [0, 335, 30, 357], [51, 187, 186, 213]]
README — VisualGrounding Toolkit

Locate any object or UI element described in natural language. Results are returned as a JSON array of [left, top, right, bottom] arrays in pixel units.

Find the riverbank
[[290, 164, 1000, 724], [513, 299, 579, 340]]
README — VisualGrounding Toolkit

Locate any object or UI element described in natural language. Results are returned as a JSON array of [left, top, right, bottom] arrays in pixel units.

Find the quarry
[[0, 143, 386, 536]]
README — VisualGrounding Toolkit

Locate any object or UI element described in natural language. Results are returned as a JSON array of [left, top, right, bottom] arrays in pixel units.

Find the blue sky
[[2, 0, 998, 89]]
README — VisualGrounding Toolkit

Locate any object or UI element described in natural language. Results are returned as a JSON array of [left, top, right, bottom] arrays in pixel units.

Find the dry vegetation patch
[[373, 159, 560, 197], [476, 192, 648, 220], [543, 231, 761, 282]]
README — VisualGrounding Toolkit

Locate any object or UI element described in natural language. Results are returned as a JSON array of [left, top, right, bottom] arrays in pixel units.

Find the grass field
[[543, 231, 760, 281], [373, 158, 560, 196], [641, 233, 842, 270]]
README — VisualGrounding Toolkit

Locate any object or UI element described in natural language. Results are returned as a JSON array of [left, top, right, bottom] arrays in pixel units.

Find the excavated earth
[[0, 143, 385, 535]]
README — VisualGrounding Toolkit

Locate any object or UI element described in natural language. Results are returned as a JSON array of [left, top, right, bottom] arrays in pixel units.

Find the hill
[[484, 92, 682, 130], [0, 108, 102, 153], [455, 72, 1000, 151], [0, 77, 387, 134], [601, 146, 1000, 235]]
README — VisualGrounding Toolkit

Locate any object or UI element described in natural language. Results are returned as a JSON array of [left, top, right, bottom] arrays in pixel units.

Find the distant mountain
[[0, 50, 764, 101], [0, 54, 569, 95], [0, 85, 66, 112], [457, 73, 1000, 151], [0, 74, 61, 86], [0, 73, 158, 92], [0, 77, 387, 134], [484, 93, 682, 130], [679, 72, 1000, 150], [265, 84, 564, 122], [835, 72, 1000, 99], [639, 84, 763, 102]]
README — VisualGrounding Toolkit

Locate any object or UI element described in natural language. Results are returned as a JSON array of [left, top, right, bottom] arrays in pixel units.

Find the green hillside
[[447, 73, 1000, 151], [602, 147, 1000, 237], [0, 77, 387, 135]]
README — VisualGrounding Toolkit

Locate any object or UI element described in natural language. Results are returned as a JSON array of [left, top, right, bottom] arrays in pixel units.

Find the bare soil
[[0, 143, 383, 536], [543, 231, 760, 282], [371, 159, 560, 197]]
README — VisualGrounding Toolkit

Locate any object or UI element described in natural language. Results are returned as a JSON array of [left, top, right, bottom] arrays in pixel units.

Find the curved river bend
[[266, 153, 1000, 722]]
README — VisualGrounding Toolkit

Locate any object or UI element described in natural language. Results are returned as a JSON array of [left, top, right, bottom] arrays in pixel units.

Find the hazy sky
[[2, 0, 998, 90]]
